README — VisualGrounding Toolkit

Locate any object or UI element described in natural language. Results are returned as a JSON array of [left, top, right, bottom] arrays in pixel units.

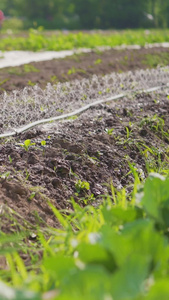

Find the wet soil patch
[[0, 46, 169, 93], [1, 90, 169, 228]]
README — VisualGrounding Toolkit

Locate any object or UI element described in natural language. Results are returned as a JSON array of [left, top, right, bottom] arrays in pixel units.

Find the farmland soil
[[1, 90, 169, 230], [0, 46, 169, 232], [0, 46, 169, 94]]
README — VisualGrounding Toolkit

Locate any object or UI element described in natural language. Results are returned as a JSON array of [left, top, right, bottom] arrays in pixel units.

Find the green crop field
[[0, 28, 169, 51]]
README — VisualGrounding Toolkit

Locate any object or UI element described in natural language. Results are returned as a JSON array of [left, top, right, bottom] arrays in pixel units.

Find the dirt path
[[0, 46, 169, 230]]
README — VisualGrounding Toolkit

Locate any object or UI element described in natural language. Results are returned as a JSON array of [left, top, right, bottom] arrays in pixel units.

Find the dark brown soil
[[1, 89, 169, 229], [0, 46, 169, 93]]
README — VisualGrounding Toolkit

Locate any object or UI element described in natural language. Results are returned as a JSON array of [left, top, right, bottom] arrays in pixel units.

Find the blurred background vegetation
[[1, 0, 169, 31]]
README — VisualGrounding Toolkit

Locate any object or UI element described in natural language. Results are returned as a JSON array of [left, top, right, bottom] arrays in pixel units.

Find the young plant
[[19, 139, 36, 151], [105, 128, 114, 135], [75, 179, 90, 194]]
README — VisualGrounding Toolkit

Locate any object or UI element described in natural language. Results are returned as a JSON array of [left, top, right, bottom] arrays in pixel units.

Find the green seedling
[[81, 94, 87, 101], [142, 52, 169, 68], [94, 58, 102, 65], [23, 64, 39, 73], [67, 67, 76, 75], [28, 192, 36, 202], [19, 139, 36, 151], [140, 114, 164, 131], [105, 128, 114, 135], [0, 78, 9, 86], [78, 193, 95, 205], [41, 140, 46, 155], [125, 126, 132, 139], [0, 171, 10, 179], [27, 80, 36, 86], [67, 115, 78, 120], [51, 75, 58, 83], [41, 140, 46, 146], [8, 155, 12, 163], [25, 169, 30, 180], [75, 179, 90, 193], [67, 67, 86, 75], [69, 168, 79, 178], [56, 108, 64, 113]]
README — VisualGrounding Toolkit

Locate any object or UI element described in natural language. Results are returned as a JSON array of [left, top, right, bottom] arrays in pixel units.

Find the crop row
[[1, 29, 169, 51]]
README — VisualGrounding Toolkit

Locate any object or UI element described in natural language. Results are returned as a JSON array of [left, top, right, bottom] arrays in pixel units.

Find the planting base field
[[1, 88, 169, 229], [0, 46, 169, 228], [1, 42, 169, 300]]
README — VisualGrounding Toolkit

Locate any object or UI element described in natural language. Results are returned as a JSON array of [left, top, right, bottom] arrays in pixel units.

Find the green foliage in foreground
[[1, 29, 169, 51], [1, 172, 169, 299]]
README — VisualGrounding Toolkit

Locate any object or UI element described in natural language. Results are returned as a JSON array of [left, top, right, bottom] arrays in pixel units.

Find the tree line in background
[[1, 0, 169, 29]]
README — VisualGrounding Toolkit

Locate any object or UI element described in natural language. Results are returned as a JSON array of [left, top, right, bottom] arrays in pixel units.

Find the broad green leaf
[[57, 266, 111, 300], [43, 254, 76, 281], [145, 279, 169, 300], [141, 173, 169, 224], [101, 205, 142, 226], [110, 255, 149, 300], [100, 219, 166, 271]]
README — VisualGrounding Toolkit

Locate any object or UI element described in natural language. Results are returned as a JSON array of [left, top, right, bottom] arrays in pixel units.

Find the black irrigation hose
[[0, 85, 168, 139]]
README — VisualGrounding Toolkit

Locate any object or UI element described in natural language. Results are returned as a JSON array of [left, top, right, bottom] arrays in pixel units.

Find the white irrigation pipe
[[0, 84, 168, 139]]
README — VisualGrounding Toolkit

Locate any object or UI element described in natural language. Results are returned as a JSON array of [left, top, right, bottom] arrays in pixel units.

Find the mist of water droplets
[[0, 66, 169, 134]]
